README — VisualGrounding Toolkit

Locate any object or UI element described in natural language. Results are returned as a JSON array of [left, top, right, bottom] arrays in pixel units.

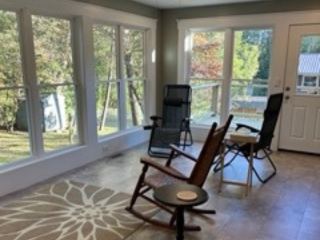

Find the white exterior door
[[279, 25, 320, 154]]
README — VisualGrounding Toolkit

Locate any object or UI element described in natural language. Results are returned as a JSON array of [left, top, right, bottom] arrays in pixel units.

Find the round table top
[[153, 183, 208, 207]]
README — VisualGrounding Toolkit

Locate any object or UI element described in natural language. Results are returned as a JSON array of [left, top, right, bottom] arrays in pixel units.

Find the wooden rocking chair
[[126, 115, 233, 231]]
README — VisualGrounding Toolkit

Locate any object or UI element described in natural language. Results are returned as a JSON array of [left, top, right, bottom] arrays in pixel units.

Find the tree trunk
[[99, 43, 114, 130], [125, 53, 140, 126], [99, 82, 111, 130]]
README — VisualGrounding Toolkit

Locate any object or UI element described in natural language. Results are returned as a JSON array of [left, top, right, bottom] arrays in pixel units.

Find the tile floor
[[0, 143, 319, 240]]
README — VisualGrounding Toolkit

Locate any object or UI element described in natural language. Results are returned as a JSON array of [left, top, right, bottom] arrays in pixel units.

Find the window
[[93, 24, 119, 136], [93, 24, 146, 138], [123, 28, 146, 129], [187, 28, 273, 129], [230, 29, 272, 127], [0, 2, 155, 168], [0, 10, 31, 164], [189, 31, 225, 124], [32, 15, 79, 152], [0, 10, 81, 165]]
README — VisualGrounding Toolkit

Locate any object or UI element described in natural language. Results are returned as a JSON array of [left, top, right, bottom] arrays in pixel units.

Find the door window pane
[[231, 29, 273, 129], [32, 15, 79, 152], [93, 24, 119, 136], [191, 31, 225, 79], [0, 10, 31, 164], [296, 35, 320, 95]]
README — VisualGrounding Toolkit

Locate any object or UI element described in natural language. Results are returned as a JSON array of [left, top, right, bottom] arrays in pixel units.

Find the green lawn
[[0, 127, 116, 166]]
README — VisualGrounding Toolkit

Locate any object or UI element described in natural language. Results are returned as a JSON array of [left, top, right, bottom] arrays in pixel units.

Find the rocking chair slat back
[[189, 115, 233, 187]]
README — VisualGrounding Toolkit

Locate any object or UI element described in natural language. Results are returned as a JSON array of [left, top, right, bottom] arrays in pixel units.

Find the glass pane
[[191, 31, 225, 79], [0, 10, 23, 86], [296, 35, 320, 95], [126, 80, 145, 128], [93, 24, 117, 81], [233, 29, 273, 80], [190, 79, 222, 125], [230, 80, 267, 129], [123, 29, 144, 79], [39, 85, 79, 152], [0, 89, 31, 164], [96, 81, 119, 136], [32, 16, 74, 84], [231, 29, 272, 128]]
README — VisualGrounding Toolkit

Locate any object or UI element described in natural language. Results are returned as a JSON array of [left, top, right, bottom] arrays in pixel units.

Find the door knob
[[285, 86, 290, 91], [285, 95, 290, 100]]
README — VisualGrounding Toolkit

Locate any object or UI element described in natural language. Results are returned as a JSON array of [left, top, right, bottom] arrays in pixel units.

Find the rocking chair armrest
[[169, 144, 197, 162], [140, 157, 188, 181], [236, 123, 259, 133]]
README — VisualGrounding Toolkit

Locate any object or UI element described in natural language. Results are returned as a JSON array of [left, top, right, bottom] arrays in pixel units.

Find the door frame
[[279, 24, 320, 154], [177, 10, 320, 150]]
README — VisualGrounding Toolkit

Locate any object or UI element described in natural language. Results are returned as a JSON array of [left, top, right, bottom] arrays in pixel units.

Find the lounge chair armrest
[[143, 125, 153, 130], [140, 157, 188, 181], [236, 123, 259, 133], [150, 115, 164, 121], [182, 117, 192, 122], [181, 118, 192, 130], [169, 144, 197, 162]]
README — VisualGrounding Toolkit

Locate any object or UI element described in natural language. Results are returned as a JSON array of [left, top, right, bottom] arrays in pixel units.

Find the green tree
[[233, 31, 260, 80], [0, 10, 23, 131], [300, 35, 320, 53], [241, 29, 272, 80], [191, 31, 224, 78], [124, 29, 145, 126], [93, 25, 117, 131]]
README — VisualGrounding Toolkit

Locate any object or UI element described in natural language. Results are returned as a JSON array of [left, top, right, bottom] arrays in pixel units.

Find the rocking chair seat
[[144, 172, 186, 189]]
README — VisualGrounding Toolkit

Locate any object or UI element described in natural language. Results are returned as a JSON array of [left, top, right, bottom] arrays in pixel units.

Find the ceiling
[[127, 0, 271, 9]]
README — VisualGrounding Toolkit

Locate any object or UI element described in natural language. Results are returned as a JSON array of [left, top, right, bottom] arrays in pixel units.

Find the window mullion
[[19, 8, 44, 157], [220, 28, 233, 124], [77, 17, 97, 145], [118, 25, 127, 130]]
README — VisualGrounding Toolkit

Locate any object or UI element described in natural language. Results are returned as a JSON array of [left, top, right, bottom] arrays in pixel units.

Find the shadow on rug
[[0, 180, 158, 240]]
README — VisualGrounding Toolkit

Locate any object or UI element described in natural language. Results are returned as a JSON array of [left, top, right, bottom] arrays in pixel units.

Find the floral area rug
[[0, 180, 158, 240]]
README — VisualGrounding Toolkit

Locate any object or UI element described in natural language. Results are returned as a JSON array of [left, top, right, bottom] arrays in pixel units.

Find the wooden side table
[[218, 132, 259, 196], [153, 183, 208, 240]]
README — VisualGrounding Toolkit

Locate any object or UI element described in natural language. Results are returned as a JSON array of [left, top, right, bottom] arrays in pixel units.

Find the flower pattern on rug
[[0, 180, 157, 240]]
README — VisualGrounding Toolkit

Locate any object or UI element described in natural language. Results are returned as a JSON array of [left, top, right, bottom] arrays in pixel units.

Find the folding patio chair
[[214, 92, 284, 183], [144, 85, 193, 157]]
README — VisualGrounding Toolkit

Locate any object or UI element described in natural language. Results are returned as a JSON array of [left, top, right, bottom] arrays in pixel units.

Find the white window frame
[[0, 0, 157, 198], [92, 22, 152, 140]]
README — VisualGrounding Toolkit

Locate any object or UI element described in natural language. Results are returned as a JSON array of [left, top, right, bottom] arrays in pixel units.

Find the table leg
[[176, 206, 185, 240]]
